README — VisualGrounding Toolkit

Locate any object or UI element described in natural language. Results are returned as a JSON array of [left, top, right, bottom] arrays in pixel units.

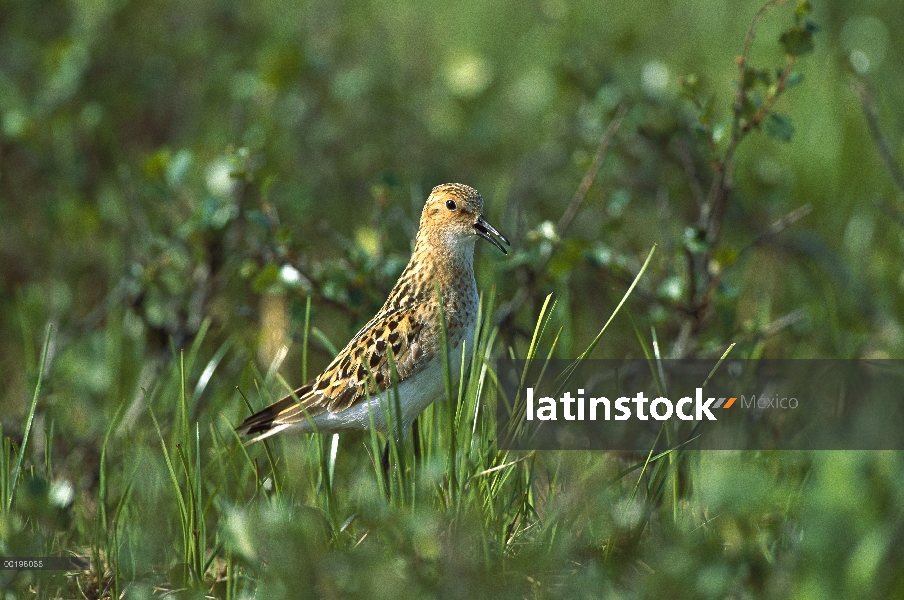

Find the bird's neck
[[386, 230, 478, 312]]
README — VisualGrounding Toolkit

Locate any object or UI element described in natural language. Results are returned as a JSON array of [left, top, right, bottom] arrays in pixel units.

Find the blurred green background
[[2, 0, 904, 597]]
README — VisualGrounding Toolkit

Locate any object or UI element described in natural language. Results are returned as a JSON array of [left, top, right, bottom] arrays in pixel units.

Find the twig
[[497, 106, 629, 326], [677, 141, 707, 209], [705, 0, 788, 235], [743, 56, 797, 134], [737, 203, 812, 258], [557, 104, 630, 236], [760, 309, 805, 339], [692, 204, 811, 336], [856, 81, 904, 195], [730, 0, 789, 143], [687, 0, 790, 337]]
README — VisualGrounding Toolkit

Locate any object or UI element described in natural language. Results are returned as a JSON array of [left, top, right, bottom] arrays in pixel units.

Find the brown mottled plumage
[[236, 183, 509, 442]]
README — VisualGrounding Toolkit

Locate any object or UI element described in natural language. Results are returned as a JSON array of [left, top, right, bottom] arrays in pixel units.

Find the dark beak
[[474, 214, 511, 255]]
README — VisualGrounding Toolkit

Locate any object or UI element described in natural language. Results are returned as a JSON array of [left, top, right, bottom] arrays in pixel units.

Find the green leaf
[[252, 262, 280, 293], [779, 26, 815, 57], [143, 147, 171, 179], [165, 149, 192, 187], [683, 227, 708, 254], [740, 97, 758, 123], [712, 245, 738, 268], [548, 239, 586, 277], [246, 209, 271, 230], [743, 68, 772, 88], [765, 113, 794, 143], [584, 243, 613, 268], [784, 70, 804, 88], [679, 73, 700, 94], [657, 276, 684, 302], [794, 0, 812, 20]]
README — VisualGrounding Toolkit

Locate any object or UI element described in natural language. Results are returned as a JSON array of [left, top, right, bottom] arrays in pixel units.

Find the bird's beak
[[474, 214, 511, 255]]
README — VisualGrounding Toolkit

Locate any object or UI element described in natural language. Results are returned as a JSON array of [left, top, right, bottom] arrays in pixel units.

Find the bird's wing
[[236, 303, 438, 438]]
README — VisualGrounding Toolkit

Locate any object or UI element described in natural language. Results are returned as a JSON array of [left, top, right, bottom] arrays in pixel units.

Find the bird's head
[[420, 183, 510, 254]]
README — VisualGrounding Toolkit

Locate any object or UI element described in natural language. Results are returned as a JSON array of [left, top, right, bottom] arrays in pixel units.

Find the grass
[[2, 272, 904, 599]]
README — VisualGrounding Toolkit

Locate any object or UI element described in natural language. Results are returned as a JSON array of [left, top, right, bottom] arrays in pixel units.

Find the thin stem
[[557, 104, 630, 236], [856, 81, 904, 195]]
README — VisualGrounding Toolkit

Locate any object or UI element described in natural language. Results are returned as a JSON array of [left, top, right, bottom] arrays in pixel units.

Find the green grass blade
[[576, 244, 657, 361], [8, 323, 53, 511]]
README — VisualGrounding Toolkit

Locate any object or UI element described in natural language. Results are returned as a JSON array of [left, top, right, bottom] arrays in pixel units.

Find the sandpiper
[[236, 183, 509, 442]]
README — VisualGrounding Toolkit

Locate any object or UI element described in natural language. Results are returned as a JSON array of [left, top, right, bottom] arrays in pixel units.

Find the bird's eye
[[445, 199, 457, 211]]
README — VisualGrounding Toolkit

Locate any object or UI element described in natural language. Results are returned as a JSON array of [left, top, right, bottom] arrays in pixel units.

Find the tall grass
[[4, 325, 52, 513], [2, 277, 903, 598]]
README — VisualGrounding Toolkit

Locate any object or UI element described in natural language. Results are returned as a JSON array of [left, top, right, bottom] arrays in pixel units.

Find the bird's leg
[[381, 424, 415, 501], [380, 441, 391, 498], [412, 417, 421, 467]]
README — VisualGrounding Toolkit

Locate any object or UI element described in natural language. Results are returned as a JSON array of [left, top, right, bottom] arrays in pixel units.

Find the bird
[[236, 183, 510, 443]]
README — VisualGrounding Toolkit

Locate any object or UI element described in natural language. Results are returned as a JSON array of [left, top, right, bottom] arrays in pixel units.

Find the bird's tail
[[236, 383, 314, 443]]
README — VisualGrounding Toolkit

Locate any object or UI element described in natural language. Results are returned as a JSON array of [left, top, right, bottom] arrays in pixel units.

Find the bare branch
[[856, 81, 904, 195], [730, 0, 789, 146], [497, 106, 630, 328], [743, 54, 797, 134], [705, 0, 789, 234], [677, 140, 707, 209], [557, 104, 630, 236], [764, 309, 806, 337], [738, 203, 812, 258]]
